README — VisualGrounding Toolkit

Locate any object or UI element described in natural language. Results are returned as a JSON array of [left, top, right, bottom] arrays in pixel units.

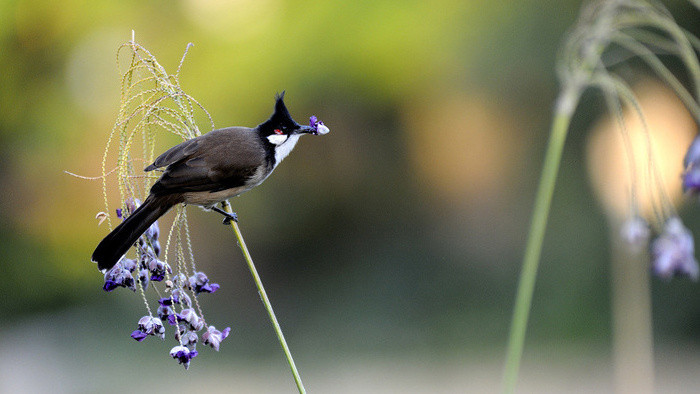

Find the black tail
[[92, 194, 178, 272]]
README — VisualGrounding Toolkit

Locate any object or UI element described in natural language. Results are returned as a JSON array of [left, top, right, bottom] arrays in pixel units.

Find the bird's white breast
[[270, 133, 301, 169]]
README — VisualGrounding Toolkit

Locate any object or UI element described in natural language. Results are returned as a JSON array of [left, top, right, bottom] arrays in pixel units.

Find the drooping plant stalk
[[501, 88, 579, 394], [221, 200, 306, 394]]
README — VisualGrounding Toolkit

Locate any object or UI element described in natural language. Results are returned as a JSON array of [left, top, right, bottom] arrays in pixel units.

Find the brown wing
[[147, 127, 268, 195]]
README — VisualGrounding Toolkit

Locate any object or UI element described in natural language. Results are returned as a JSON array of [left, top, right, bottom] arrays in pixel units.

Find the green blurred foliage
[[1, 0, 699, 375]]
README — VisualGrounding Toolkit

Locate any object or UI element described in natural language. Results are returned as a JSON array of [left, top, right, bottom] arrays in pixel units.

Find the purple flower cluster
[[103, 258, 136, 291], [100, 196, 231, 369], [102, 199, 170, 292], [616, 137, 700, 281]]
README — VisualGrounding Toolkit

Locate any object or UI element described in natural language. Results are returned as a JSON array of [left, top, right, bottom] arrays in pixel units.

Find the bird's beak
[[298, 125, 316, 134], [300, 123, 330, 136]]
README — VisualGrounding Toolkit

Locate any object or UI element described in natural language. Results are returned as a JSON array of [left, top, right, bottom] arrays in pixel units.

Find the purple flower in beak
[[651, 217, 699, 280], [202, 326, 231, 351], [309, 115, 330, 135]]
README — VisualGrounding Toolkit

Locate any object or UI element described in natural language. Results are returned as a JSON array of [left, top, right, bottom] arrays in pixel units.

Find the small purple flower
[[178, 330, 198, 349], [103, 262, 135, 292], [152, 240, 161, 257], [171, 273, 188, 288], [200, 283, 220, 293], [651, 217, 699, 280], [172, 289, 192, 306], [169, 345, 198, 370], [146, 257, 171, 282], [157, 304, 173, 322], [202, 326, 231, 351], [178, 308, 204, 331], [121, 258, 137, 272], [138, 268, 150, 290], [125, 197, 141, 216], [130, 330, 148, 341], [188, 272, 220, 294], [144, 221, 160, 242], [130, 316, 165, 341], [158, 297, 173, 307], [116, 208, 123, 219]]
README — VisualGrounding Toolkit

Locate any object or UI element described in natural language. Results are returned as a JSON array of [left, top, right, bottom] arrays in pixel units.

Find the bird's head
[[258, 92, 329, 146]]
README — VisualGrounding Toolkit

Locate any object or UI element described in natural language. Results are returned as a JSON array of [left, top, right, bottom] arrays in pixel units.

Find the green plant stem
[[222, 201, 306, 394], [501, 89, 577, 394]]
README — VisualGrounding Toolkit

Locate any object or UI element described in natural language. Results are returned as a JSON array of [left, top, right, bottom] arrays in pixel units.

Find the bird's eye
[[274, 129, 284, 135]]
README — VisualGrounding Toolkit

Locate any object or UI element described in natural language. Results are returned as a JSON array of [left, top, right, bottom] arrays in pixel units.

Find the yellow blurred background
[[1, 0, 699, 392]]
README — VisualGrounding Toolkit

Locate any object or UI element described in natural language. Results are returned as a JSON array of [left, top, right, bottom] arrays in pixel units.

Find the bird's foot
[[211, 206, 238, 225]]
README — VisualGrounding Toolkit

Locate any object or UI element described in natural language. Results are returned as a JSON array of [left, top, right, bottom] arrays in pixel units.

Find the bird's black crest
[[258, 91, 300, 135]]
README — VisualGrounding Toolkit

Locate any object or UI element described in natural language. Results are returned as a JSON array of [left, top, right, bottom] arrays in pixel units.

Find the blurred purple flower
[[683, 135, 700, 194], [651, 217, 699, 280], [620, 216, 650, 252]]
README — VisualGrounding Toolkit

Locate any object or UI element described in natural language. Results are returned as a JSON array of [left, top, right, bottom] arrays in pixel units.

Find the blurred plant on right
[[501, 1, 700, 393]]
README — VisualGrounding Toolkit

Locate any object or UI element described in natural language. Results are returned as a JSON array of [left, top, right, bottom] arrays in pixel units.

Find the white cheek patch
[[267, 134, 288, 145]]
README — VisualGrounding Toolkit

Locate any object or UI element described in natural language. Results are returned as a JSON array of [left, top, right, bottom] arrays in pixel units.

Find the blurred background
[[1, 0, 699, 392]]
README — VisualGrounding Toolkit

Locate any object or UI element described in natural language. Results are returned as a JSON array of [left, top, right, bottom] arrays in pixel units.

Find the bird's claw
[[222, 212, 238, 225]]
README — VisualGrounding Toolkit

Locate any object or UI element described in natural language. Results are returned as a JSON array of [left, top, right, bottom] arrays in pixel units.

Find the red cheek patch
[[274, 129, 283, 135]]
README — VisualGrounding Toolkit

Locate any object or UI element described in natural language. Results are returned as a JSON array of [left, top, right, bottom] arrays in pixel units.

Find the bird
[[92, 92, 329, 272]]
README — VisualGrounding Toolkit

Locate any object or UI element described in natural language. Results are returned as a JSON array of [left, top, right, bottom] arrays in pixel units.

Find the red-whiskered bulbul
[[92, 93, 329, 272]]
